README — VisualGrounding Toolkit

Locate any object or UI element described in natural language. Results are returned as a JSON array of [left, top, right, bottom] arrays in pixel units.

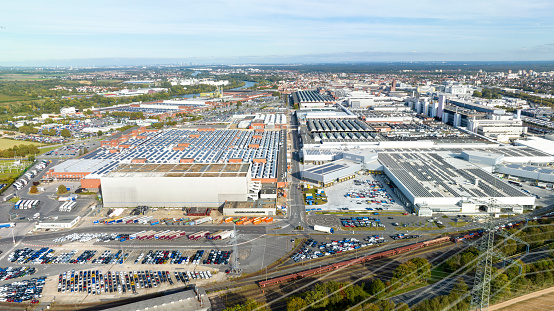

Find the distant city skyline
[[1, 0, 554, 66]]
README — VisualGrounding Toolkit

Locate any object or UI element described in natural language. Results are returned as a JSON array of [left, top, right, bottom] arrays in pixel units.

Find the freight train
[[259, 236, 451, 288]]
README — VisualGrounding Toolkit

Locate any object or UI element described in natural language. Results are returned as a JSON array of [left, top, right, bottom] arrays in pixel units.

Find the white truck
[[314, 225, 334, 234]]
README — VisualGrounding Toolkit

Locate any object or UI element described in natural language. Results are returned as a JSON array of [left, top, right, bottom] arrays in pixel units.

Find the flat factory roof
[[379, 152, 528, 198], [105, 163, 250, 178]]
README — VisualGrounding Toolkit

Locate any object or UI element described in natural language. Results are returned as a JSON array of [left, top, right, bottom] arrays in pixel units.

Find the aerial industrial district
[[1, 67, 554, 311]]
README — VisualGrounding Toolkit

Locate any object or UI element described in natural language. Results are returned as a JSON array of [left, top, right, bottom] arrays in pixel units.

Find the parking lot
[[290, 236, 385, 263], [318, 174, 407, 212], [6, 246, 233, 267]]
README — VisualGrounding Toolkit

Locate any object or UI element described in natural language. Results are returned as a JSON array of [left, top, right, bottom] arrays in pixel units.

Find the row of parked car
[[0, 267, 36, 281], [174, 270, 212, 282], [92, 250, 129, 265], [58, 269, 178, 295], [53, 232, 120, 243], [291, 238, 378, 262], [341, 217, 386, 228], [204, 250, 231, 265], [8, 248, 53, 264], [0, 277, 45, 303]]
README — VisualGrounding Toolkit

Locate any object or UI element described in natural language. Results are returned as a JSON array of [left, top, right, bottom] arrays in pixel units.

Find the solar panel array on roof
[[85, 129, 283, 179], [378, 147, 550, 157], [307, 118, 373, 133], [378, 152, 528, 198], [293, 90, 334, 103]]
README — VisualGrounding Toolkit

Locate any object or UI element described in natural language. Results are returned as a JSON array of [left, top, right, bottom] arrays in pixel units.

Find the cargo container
[[154, 230, 170, 239], [130, 230, 146, 239], [150, 220, 159, 226], [265, 217, 273, 222], [224, 217, 233, 223], [194, 216, 212, 225], [3, 193, 15, 202], [215, 230, 234, 240], [189, 231, 209, 240], [208, 231, 224, 239]]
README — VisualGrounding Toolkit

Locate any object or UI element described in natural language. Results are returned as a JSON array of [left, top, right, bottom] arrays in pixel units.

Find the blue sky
[[1, 0, 554, 65]]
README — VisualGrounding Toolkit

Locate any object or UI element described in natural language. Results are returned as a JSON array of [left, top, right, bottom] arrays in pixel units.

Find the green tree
[[29, 186, 38, 194], [304, 283, 329, 309], [57, 184, 68, 194], [473, 90, 482, 97], [60, 129, 71, 137], [97, 130, 103, 136], [409, 257, 431, 282], [272, 91, 281, 97], [286, 297, 307, 311], [396, 302, 411, 311], [367, 278, 386, 298]]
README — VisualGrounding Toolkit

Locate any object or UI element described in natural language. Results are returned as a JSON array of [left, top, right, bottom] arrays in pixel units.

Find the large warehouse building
[[48, 127, 286, 189], [378, 151, 535, 215], [101, 163, 256, 208]]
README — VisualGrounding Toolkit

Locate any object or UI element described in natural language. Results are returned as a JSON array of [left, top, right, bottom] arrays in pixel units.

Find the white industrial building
[[36, 216, 81, 229], [378, 152, 535, 216], [60, 107, 77, 115], [101, 163, 256, 208], [496, 164, 554, 184], [222, 200, 276, 216], [346, 92, 400, 108]]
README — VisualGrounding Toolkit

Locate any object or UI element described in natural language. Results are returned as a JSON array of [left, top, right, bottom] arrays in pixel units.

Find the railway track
[[209, 238, 466, 310]]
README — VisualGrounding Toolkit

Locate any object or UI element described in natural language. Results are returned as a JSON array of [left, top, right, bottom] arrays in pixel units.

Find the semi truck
[[0, 223, 15, 228], [313, 225, 334, 234]]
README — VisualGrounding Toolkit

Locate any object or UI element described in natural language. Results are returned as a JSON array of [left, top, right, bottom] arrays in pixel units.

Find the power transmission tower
[[230, 223, 241, 276], [470, 200, 525, 311], [470, 215, 495, 311]]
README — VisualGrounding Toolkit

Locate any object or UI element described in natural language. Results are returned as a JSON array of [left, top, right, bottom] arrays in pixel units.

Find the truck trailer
[[313, 225, 334, 234]]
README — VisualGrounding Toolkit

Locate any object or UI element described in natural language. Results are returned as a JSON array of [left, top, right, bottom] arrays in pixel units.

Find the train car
[[259, 236, 454, 288]]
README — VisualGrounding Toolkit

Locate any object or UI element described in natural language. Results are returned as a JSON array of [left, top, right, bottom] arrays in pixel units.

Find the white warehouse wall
[[101, 176, 249, 208]]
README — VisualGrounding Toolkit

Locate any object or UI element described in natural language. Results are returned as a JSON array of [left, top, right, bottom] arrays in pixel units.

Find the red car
[[31, 299, 40, 304]]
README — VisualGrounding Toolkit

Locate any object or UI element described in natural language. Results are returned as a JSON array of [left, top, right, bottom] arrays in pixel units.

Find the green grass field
[[37, 145, 59, 155], [0, 138, 44, 149], [0, 95, 28, 103]]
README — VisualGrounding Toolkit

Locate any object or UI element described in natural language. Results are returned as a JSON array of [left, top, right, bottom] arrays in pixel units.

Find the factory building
[[47, 128, 285, 190], [102, 287, 210, 311], [291, 90, 336, 108], [222, 200, 277, 216], [378, 152, 535, 216], [302, 160, 362, 187], [346, 91, 400, 108], [408, 95, 527, 142], [101, 163, 254, 208], [495, 164, 554, 184], [234, 113, 288, 129]]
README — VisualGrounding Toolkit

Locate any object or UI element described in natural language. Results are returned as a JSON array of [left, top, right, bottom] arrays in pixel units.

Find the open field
[[491, 286, 554, 310], [38, 145, 59, 155], [0, 138, 44, 149], [0, 95, 28, 103]]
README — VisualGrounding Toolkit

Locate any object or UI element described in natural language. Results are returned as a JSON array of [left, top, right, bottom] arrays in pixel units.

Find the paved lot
[[319, 174, 407, 212]]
